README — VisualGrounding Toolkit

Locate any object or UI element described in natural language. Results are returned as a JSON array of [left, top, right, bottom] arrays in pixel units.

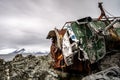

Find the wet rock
[[10, 54, 59, 80], [0, 58, 6, 80], [0, 52, 120, 80], [13, 54, 24, 62]]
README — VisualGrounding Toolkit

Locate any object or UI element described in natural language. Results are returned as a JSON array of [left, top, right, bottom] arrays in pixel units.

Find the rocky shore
[[0, 54, 59, 80], [0, 52, 120, 80]]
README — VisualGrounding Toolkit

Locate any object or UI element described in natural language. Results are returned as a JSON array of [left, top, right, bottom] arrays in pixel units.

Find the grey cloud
[[0, 24, 49, 49], [0, 0, 119, 51], [0, 28, 47, 45], [12, 31, 48, 46]]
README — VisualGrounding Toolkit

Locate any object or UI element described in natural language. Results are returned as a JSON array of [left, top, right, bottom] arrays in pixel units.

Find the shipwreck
[[46, 3, 120, 73]]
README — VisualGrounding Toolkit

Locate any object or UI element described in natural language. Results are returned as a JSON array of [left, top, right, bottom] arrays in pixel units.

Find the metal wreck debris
[[46, 3, 120, 73], [82, 66, 120, 80]]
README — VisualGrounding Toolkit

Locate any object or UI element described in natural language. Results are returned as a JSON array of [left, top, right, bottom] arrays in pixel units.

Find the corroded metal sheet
[[62, 31, 73, 66]]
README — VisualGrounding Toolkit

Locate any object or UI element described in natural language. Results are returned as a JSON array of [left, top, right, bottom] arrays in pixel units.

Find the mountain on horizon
[[0, 48, 49, 55], [0, 48, 48, 61], [10, 48, 25, 54]]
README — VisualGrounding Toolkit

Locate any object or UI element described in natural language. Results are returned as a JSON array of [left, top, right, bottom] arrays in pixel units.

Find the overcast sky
[[0, 0, 119, 53]]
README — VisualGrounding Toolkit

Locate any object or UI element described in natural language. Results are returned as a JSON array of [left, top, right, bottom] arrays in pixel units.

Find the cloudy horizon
[[0, 0, 120, 54]]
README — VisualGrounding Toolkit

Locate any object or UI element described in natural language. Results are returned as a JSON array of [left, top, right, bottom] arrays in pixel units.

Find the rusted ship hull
[[47, 3, 120, 73]]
